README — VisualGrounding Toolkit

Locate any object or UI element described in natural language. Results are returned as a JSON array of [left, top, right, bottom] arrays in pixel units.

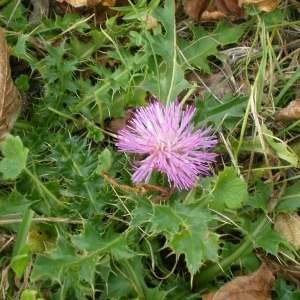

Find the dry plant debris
[[241, 0, 282, 12], [202, 264, 275, 300], [56, 0, 115, 8], [274, 212, 300, 250], [0, 28, 21, 149], [182, 0, 282, 20], [274, 100, 300, 122]]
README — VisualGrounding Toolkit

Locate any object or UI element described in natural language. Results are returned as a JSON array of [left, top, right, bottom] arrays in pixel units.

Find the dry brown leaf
[[241, 0, 281, 12], [202, 264, 275, 300], [106, 109, 134, 133], [274, 100, 300, 122], [274, 212, 300, 250], [56, 0, 115, 8], [0, 28, 22, 149], [182, 0, 246, 21], [140, 15, 159, 30]]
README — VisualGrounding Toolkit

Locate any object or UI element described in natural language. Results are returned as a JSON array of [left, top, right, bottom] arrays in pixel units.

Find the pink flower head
[[116, 101, 217, 190]]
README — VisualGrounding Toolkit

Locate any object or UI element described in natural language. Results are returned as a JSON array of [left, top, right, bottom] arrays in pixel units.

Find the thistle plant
[[116, 101, 217, 189]]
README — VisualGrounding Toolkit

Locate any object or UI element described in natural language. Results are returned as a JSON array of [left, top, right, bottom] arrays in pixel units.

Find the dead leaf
[[55, 0, 115, 8], [257, 252, 300, 287], [274, 100, 300, 122], [182, 0, 246, 21], [0, 28, 22, 149], [274, 212, 300, 250], [240, 0, 281, 12], [202, 264, 275, 300], [140, 15, 159, 30], [106, 109, 134, 133]]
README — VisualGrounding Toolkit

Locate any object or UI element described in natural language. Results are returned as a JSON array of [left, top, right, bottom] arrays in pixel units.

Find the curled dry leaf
[[0, 28, 22, 149], [274, 100, 300, 122], [202, 264, 275, 300], [240, 0, 281, 12], [182, 0, 246, 21], [274, 212, 300, 250]]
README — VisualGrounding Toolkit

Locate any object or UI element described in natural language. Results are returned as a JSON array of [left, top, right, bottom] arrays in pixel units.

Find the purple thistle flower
[[116, 101, 217, 190]]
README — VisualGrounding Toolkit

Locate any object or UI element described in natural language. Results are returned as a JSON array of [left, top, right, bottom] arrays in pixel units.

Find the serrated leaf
[[213, 21, 246, 46], [245, 180, 271, 213], [150, 201, 219, 275], [169, 226, 219, 275], [276, 181, 300, 213], [0, 135, 28, 179], [71, 222, 135, 260], [179, 22, 246, 73], [254, 223, 286, 255], [151, 205, 181, 236], [104, 257, 168, 299], [129, 197, 153, 228], [31, 236, 98, 297], [211, 167, 248, 211]]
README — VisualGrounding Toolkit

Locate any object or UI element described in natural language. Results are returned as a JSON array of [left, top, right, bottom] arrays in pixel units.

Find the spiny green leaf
[[104, 257, 168, 299], [254, 223, 286, 255], [169, 226, 219, 275], [245, 180, 271, 213], [151, 205, 181, 236], [150, 201, 218, 275], [211, 167, 248, 211], [178, 22, 246, 73], [0, 135, 28, 180], [213, 21, 246, 46], [71, 222, 135, 260], [129, 197, 153, 228]]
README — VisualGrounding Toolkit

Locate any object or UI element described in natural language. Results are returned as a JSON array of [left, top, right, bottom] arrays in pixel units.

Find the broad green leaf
[[0, 135, 28, 180], [87, 124, 104, 142], [95, 148, 112, 174], [20, 289, 44, 300], [195, 95, 248, 129], [10, 244, 31, 278], [211, 167, 248, 211], [10, 209, 34, 278], [276, 181, 300, 213]]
